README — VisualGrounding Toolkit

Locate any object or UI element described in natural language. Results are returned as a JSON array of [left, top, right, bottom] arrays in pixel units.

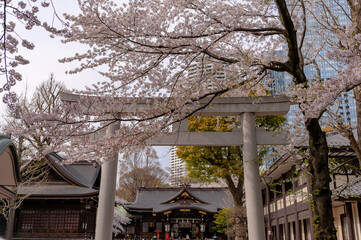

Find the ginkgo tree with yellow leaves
[[177, 115, 286, 206], [177, 116, 245, 207], [176, 115, 285, 240]]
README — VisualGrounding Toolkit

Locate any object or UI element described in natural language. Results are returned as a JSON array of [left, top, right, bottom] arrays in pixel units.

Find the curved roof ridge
[[0, 137, 21, 183], [152, 205, 216, 214], [46, 153, 100, 188], [161, 187, 209, 204]]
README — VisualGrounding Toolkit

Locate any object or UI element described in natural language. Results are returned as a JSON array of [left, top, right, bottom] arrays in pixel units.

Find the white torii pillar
[[242, 112, 266, 240], [95, 123, 119, 240]]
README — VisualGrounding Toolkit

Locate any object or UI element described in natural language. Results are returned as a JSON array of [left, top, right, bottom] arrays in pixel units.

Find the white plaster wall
[[352, 202, 360, 240], [332, 205, 345, 240]]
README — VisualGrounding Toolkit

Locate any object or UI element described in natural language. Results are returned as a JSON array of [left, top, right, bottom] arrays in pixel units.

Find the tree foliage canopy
[[117, 149, 169, 202], [176, 115, 284, 208], [177, 116, 244, 183], [3, 74, 65, 161]]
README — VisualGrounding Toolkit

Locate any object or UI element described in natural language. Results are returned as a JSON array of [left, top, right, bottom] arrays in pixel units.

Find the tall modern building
[[271, 0, 356, 125], [266, 65, 287, 95], [187, 59, 228, 91], [302, 0, 356, 125], [169, 146, 187, 187], [168, 59, 229, 186]]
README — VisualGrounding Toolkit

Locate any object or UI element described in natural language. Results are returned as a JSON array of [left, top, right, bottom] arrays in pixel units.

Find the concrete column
[[242, 113, 266, 240], [274, 189, 280, 240], [95, 123, 119, 240], [282, 177, 289, 240], [292, 180, 300, 240], [266, 185, 272, 240]]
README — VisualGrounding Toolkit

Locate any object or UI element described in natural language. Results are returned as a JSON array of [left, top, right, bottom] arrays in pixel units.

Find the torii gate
[[60, 93, 290, 240]]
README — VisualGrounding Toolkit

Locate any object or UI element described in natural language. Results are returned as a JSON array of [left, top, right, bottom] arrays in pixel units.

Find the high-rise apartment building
[[169, 146, 187, 187]]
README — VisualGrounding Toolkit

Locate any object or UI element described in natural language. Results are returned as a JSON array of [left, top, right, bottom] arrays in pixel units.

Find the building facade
[[304, 0, 356, 125], [262, 131, 361, 240]]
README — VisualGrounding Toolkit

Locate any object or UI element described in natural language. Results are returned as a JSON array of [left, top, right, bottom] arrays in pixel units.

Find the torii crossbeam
[[60, 92, 290, 240]]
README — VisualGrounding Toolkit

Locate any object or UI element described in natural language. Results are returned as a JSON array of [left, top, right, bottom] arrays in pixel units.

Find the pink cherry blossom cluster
[[7, 0, 361, 166], [0, 0, 69, 110]]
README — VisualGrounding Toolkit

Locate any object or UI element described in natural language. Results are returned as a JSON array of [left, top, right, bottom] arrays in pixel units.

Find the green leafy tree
[[177, 116, 245, 207], [177, 115, 284, 240], [214, 207, 247, 239], [177, 115, 285, 207], [213, 208, 229, 234]]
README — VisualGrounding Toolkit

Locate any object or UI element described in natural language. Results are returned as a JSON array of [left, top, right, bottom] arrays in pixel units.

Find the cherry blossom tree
[[17, 0, 361, 239], [3, 74, 66, 160], [113, 196, 131, 235], [1, 75, 62, 239], [0, 0, 67, 110]]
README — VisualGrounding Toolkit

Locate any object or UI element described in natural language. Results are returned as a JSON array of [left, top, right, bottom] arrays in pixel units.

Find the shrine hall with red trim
[[122, 186, 231, 240]]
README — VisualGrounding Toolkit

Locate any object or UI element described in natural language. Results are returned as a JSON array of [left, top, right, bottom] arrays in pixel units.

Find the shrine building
[[122, 186, 231, 240], [12, 153, 101, 240]]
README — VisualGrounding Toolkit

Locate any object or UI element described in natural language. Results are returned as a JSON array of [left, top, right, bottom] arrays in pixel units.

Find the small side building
[[262, 131, 361, 240], [0, 136, 21, 236], [122, 186, 231, 240], [12, 152, 101, 240], [0, 135, 21, 199]]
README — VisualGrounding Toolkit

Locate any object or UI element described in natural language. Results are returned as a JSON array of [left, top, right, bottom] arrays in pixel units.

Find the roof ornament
[[179, 179, 191, 188]]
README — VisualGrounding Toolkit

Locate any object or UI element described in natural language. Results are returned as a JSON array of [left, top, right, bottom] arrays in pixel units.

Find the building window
[[279, 224, 285, 240], [142, 222, 149, 233], [303, 219, 311, 240], [126, 225, 135, 234], [156, 222, 162, 231], [208, 223, 215, 233], [19, 209, 80, 233], [173, 224, 179, 238], [191, 224, 197, 238]]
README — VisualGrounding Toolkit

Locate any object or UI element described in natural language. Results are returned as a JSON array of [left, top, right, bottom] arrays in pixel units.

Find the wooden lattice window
[[126, 225, 135, 234], [19, 209, 80, 233]]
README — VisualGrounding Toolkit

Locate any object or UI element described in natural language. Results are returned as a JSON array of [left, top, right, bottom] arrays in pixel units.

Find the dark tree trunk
[[224, 174, 243, 208], [5, 204, 15, 240], [306, 118, 336, 240], [224, 174, 245, 240]]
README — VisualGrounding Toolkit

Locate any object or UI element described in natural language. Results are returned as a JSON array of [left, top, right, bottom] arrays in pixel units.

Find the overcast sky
[[2, 0, 170, 169]]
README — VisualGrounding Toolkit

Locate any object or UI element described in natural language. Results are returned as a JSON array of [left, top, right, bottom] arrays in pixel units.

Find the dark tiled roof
[[47, 153, 100, 188], [18, 153, 100, 198], [17, 184, 98, 198], [327, 129, 357, 147], [264, 130, 357, 180], [125, 187, 231, 213], [333, 177, 361, 200]]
